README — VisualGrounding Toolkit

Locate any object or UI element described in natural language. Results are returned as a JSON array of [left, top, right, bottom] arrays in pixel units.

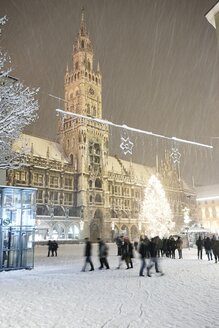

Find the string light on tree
[[141, 175, 175, 237]]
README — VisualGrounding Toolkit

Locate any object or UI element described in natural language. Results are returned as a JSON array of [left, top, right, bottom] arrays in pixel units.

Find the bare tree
[[0, 16, 39, 169]]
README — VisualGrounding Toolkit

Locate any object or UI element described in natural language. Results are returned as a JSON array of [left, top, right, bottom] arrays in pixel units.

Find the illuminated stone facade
[[6, 10, 196, 241]]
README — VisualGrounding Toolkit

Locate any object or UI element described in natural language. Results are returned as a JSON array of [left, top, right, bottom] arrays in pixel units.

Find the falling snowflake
[[120, 136, 134, 155]]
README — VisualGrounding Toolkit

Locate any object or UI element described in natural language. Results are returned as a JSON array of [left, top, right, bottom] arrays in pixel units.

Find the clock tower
[[58, 8, 110, 240]]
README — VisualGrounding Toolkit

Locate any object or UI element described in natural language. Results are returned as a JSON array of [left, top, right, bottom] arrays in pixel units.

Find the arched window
[[81, 40, 84, 48], [70, 154, 73, 165], [95, 178, 102, 189], [95, 194, 102, 203], [89, 195, 92, 203], [89, 180, 92, 188], [88, 61, 91, 71]]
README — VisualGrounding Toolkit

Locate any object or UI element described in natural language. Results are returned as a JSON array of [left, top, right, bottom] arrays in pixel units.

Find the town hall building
[[6, 10, 196, 242]]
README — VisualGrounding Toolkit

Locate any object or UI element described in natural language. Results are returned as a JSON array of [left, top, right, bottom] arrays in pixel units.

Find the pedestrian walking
[[176, 236, 183, 259], [196, 236, 203, 260], [204, 237, 213, 261], [97, 238, 110, 269], [81, 237, 94, 272], [122, 237, 134, 269], [147, 236, 164, 277], [138, 237, 146, 276]]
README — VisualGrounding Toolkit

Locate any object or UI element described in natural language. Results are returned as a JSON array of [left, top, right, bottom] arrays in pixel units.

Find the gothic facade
[[6, 10, 196, 242]]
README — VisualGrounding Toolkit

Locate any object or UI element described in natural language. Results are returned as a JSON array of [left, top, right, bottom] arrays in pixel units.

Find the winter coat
[[52, 241, 58, 251], [212, 239, 219, 256], [122, 241, 134, 259], [176, 238, 183, 250], [99, 241, 108, 258], [138, 241, 146, 258], [149, 239, 158, 258], [204, 238, 212, 251], [196, 238, 203, 249], [84, 241, 92, 257]]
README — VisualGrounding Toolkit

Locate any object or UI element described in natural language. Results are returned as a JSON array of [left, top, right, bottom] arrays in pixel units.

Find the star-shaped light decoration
[[170, 147, 181, 164], [120, 136, 134, 155]]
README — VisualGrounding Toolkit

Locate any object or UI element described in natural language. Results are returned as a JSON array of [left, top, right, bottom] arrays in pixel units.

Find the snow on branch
[[0, 16, 39, 169]]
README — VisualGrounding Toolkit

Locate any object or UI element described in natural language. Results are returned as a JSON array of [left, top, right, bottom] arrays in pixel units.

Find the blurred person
[[169, 236, 177, 259], [97, 238, 110, 269], [147, 237, 164, 277], [133, 237, 139, 251], [196, 236, 203, 260], [157, 236, 163, 257], [204, 237, 213, 261], [116, 235, 123, 256], [47, 240, 53, 257], [211, 236, 219, 263], [176, 236, 183, 259], [81, 237, 94, 272], [138, 236, 147, 276], [52, 240, 58, 257], [123, 237, 134, 269]]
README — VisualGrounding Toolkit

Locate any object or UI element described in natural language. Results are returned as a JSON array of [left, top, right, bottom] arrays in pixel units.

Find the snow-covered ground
[[0, 243, 218, 328]]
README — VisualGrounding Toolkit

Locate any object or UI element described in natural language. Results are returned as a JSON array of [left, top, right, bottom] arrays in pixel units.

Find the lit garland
[[141, 175, 175, 237], [55, 108, 213, 149]]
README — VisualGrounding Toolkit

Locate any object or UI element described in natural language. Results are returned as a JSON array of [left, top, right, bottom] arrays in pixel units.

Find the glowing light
[[120, 136, 134, 155], [197, 195, 219, 201], [141, 175, 175, 237], [55, 108, 213, 149]]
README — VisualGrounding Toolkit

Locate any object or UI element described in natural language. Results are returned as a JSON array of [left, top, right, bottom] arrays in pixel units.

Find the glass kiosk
[[0, 186, 37, 271]]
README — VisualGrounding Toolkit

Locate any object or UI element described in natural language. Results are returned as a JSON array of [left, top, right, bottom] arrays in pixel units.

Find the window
[[95, 179, 102, 189], [65, 177, 73, 189], [37, 190, 43, 203], [95, 194, 102, 203], [33, 173, 43, 186], [50, 191, 59, 205], [64, 193, 72, 205], [50, 176, 59, 188], [15, 171, 27, 184]]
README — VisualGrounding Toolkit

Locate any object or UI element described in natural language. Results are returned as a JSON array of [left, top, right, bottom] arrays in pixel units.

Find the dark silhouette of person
[[52, 240, 58, 256], [122, 237, 134, 269], [81, 237, 94, 272], [97, 238, 110, 269], [196, 236, 203, 260], [139, 237, 147, 276], [147, 236, 164, 277], [47, 240, 53, 257]]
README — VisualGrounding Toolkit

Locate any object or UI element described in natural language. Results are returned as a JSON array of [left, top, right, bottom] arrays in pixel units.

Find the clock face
[[89, 87, 95, 95]]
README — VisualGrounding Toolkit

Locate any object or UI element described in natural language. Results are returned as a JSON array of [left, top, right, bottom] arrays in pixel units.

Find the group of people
[[82, 237, 109, 272], [196, 235, 219, 262], [48, 234, 219, 275], [47, 240, 59, 257]]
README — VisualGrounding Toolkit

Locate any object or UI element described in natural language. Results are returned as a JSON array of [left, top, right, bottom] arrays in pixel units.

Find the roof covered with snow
[[13, 133, 69, 163], [107, 155, 155, 184], [196, 184, 219, 199]]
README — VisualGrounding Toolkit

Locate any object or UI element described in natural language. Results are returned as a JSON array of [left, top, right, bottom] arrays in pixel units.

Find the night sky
[[1, 0, 219, 186]]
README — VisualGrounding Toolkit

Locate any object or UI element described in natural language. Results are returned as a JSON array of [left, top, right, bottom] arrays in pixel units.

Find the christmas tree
[[141, 175, 175, 237]]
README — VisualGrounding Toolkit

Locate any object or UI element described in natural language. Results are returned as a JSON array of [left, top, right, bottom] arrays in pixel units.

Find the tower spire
[[80, 6, 86, 36]]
